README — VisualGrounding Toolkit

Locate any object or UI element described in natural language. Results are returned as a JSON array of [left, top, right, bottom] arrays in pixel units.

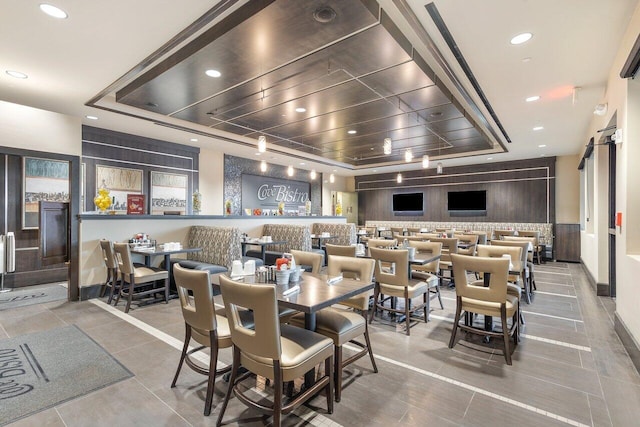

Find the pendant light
[[404, 149, 413, 162], [329, 173, 335, 183], [310, 169, 317, 180], [383, 138, 392, 155], [257, 135, 266, 153], [287, 165, 294, 177], [436, 162, 443, 174], [260, 160, 267, 172], [422, 155, 429, 168], [396, 173, 402, 183]]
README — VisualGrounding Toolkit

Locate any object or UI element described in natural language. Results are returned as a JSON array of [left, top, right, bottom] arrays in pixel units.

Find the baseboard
[[579, 259, 610, 296], [614, 313, 640, 375], [79, 284, 103, 301]]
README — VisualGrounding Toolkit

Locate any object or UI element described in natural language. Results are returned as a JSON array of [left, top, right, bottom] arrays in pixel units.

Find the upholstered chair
[[408, 240, 443, 317], [216, 275, 334, 426], [99, 239, 119, 304], [325, 243, 356, 257], [290, 249, 323, 273]]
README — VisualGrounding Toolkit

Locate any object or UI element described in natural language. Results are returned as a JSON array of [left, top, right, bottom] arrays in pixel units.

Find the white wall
[[198, 147, 224, 214], [0, 101, 81, 155], [580, 2, 640, 346], [555, 154, 581, 223]]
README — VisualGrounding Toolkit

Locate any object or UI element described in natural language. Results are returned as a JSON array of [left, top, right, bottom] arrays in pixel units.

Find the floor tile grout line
[[360, 350, 590, 427], [427, 314, 591, 352], [535, 291, 578, 298], [132, 376, 195, 426], [89, 299, 227, 369], [521, 310, 584, 323]]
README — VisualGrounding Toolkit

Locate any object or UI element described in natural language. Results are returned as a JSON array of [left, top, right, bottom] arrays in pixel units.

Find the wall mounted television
[[392, 192, 424, 215], [447, 190, 487, 214]]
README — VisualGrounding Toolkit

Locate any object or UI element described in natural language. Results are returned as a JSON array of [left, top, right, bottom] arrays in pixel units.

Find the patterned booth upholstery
[[311, 223, 357, 246], [245, 224, 323, 265]]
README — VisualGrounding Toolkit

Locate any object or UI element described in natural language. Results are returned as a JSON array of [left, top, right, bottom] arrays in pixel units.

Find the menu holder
[[127, 194, 145, 215]]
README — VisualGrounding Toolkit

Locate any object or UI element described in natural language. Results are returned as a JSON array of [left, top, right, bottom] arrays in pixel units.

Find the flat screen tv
[[392, 192, 423, 215], [447, 190, 486, 212]]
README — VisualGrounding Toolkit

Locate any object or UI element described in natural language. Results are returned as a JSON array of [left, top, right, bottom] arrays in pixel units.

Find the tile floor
[[1, 262, 640, 426]]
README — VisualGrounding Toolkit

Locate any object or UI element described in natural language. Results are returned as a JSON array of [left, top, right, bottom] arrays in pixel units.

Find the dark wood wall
[[82, 126, 200, 213], [355, 157, 555, 224]]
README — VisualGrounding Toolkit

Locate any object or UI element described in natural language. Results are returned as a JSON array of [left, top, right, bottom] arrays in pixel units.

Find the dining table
[[130, 245, 202, 295], [241, 239, 287, 263], [211, 271, 373, 388]]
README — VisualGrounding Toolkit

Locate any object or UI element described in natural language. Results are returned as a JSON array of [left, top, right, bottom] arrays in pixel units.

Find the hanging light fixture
[[329, 173, 335, 183], [405, 149, 413, 163], [436, 162, 443, 174], [287, 165, 294, 177], [396, 173, 402, 183], [310, 169, 317, 180], [257, 135, 266, 153], [260, 160, 267, 172], [383, 138, 392, 155], [422, 155, 429, 168]]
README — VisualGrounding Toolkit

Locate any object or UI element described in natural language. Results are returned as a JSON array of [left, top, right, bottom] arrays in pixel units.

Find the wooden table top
[[211, 272, 373, 314]]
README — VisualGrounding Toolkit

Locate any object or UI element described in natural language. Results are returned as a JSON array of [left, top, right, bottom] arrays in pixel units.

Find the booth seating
[[311, 223, 357, 246], [169, 226, 262, 288], [244, 224, 324, 266]]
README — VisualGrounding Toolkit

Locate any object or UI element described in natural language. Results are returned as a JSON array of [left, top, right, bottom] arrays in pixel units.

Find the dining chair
[[427, 237, 458, 287], [493, 229, 516, 240], [391, 226, 405, 238], [467, 231, 488, 245], [170, 265, 253, 416], [368, 247, 429, 336], [516, 230, 543, 263], [502, 236, 538, 292], [113, 242, 169, 313], [216, 275, 334, 427], [99, 239, 119, 304], [449, 254, 519, 365], [476, 244, 524, 325], [325, 243, 356, 257], [456, 234, 479, 256], [408, 240, 443, 318], [490, 239, 532, 303], [290, 255, 377, 402], [290, 249, 323, 273]]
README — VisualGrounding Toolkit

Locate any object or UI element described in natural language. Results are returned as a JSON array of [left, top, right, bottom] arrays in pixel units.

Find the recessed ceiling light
[[6, 70, 27, 79], [522, 57, 532, 62], [526, 96, 540, 102], [533, 126, 544, 131], [372, 169, 377, 173], [255, 152, 261, 156], [299, 162, 306, 166], [190, 138, 198, 142], [347, 130, 357, 134], [205, 69, 221, 78], [538, 144, 547, 148], [85, 115, 98, 120], [510, 32, 532, 45], [39, 4, 68, 19], [295, 107, 306, 113], [487, 157, 493, 160]]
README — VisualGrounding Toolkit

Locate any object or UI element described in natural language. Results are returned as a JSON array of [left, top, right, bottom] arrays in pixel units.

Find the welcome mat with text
[[0, 325, 133, 425], [0, 284, 67, 311]]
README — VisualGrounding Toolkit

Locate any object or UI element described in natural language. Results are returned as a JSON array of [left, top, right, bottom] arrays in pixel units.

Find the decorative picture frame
[[23, 157, 70, 229], [150, 171, 188, 215], [95, 165, 143, 212]]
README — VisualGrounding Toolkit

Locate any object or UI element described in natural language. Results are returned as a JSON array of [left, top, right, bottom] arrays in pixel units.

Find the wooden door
[[39, 201, 70, 266]]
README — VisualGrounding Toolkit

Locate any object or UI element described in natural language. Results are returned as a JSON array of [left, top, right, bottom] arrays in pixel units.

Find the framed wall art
[[95, 165, 143, 212], [150, 171, 188, 215], [23, 157, 70, 229]]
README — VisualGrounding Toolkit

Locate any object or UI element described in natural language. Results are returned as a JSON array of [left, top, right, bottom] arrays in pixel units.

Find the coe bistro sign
[[241, 174, 310, 212]]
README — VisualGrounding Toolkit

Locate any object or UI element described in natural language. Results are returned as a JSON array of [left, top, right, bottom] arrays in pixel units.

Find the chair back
[[408, 240, 441, 273], [493, 229, 516, 240], [327, 255, 375, 310], [113, 242, 136, 276], [502, 236, 536, 262], [477, 244, 523, 273], [468, 231, 488, 245], [451, 253, 509, 303], [219, 275, 281, 360], [456, 234, 479, 256], [369, 247, 408, 286], [100, 239, 117, 269], [173, 264, 217, 332], [290, 250, 323, 273], [428, 237, 458, 263], [489, 240, 527, 271], [406, 227, 422, 235], [325, 243, 356, 257], [391, 227, 405, 237], [517, 230, 540, 245]]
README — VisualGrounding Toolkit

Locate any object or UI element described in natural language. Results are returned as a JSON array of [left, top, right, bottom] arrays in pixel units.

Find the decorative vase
[[225, 199, 232, 215], [94, 180, 112, 214], [192, 190, 201, 214]]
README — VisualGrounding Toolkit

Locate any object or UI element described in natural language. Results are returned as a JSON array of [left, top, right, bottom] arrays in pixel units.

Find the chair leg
[[436, 284, 444, 309], [501, 306, 512, 365], [369, 286, 380, 324], [362, 321, 378, 373], [171, 323, 191, 388], [272, 361, 282, 427], [204, 331, 219, 416], [405, 294, 411, 336], [217, 347, 239, 427], [100, 270, 110, 298], [326, 354, 334, 414], [334, 346, 342, 402], [125, 278, 134, 313], [449, 297, 462, 348], [164, 277, 169, 304]]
